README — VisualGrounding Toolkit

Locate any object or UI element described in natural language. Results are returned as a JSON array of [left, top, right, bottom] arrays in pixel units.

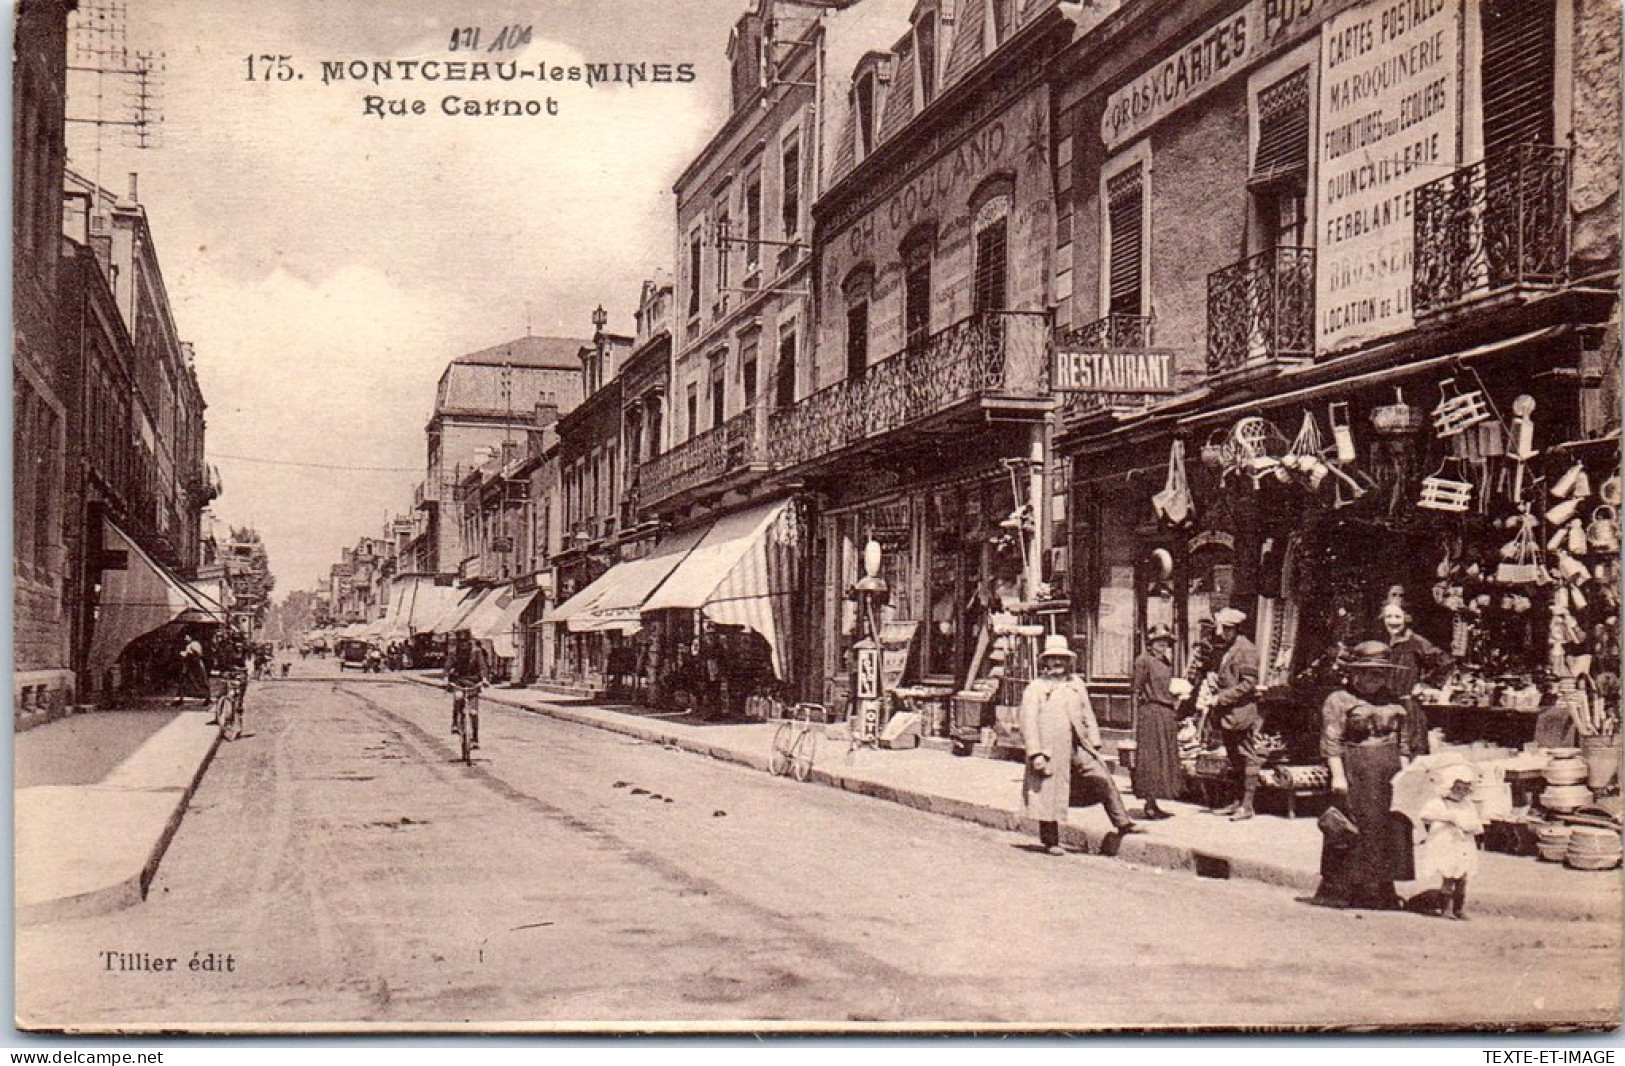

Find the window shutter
[[1481, 0, 1556, 157], [1250, 67, 1310, 188], [1106, 165, 1143, 316]]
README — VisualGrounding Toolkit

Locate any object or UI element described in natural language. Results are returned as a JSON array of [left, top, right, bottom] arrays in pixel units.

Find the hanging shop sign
[[1052, 346, 1177, 399], [1315, 0, 1461, 353], [1101, 0, 1338, 151]]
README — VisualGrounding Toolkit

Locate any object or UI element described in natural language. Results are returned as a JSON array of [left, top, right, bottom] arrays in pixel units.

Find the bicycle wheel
[[789, 727, 817, 782], [223, 696, 244, 741], [460, 703, 474, 765], [768, 722, 794, 776], [214, 693, 234, 738]]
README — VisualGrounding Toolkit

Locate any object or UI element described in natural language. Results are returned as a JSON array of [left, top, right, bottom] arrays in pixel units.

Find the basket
[[1371, 388, 1425, 436]]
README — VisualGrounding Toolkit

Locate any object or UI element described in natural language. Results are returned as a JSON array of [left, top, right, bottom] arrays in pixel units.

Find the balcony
[[639, 407, 765, 511], [1413, 144, 1571, 319], [765, 311, 1052, 471], [1056, 314, 1156, 423], [1206, 246, 1315, 376]]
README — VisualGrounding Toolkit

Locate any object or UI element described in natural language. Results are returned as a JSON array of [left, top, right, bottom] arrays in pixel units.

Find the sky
[[65, 0, 747, 592]]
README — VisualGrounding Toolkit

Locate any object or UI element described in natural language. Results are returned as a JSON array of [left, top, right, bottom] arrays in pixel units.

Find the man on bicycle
[[445, 632, 489, 749], [206, 628, 250, 724]]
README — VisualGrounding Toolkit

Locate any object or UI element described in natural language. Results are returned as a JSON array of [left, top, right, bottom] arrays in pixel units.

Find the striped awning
[[88, 517, 228, 674], [543, 523, 710, 633], [640, 499, 796, 676]]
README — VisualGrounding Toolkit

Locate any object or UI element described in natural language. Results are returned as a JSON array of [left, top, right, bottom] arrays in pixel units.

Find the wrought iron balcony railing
[[1056, 314, 1155, 419], [1207, 246, 1315, 374], [765, 310, 1051, 469], [1413, 144, 1571, 317], [638, 406, 764, 509]]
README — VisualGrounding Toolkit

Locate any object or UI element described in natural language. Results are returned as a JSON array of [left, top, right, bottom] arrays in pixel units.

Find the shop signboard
[[1101, 0, 1343, 151], [1052, 347, 1176, 407], [878, 620, 920, 694], [1315, 0, 1461, 353]]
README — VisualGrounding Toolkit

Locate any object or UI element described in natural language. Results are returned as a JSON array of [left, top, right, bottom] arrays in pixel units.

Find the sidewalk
[[436, 675, 1622, 922], [14, 705, 220, 925]]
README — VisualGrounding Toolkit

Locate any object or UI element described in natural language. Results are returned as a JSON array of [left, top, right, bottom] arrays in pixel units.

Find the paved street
[[16, 673, 1622, 1031]]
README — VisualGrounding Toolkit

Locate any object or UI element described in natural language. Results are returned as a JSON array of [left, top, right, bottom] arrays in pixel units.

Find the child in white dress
[[1418, 763, 1483, 920]]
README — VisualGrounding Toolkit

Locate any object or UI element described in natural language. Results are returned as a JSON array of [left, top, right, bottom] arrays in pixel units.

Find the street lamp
[[591, 304, 608, 337]]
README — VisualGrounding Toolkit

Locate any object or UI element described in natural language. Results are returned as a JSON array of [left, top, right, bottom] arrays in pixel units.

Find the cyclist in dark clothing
[[445, 633, 489, 748]]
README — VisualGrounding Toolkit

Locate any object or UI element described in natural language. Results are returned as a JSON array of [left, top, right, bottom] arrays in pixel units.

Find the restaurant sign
[[1053, 347, 1177, 397]]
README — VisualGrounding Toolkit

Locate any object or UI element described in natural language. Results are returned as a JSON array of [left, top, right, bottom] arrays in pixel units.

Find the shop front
[[1066, 325, 1621, 814]]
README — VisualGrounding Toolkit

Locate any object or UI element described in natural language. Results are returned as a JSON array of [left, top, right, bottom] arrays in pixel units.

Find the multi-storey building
[[1050, 0, 1620, 760], [56, 171, 215, 701], [13, 0, 76, 718], [414, 335, 586, 575]]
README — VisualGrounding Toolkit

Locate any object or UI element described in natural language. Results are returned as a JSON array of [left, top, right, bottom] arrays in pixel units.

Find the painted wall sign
[[1052, 347, 1177, 395], [1101, 0, 1334, 151], [1315, 0, 1460, 353]]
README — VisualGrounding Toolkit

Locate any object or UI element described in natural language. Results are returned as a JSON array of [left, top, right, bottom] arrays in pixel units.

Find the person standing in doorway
[[1207, 607, 1262, 821], [1380, 597, 1451, 758], [174, 631, 207, 705], [1131, 623, 1182, 820], [1020, 635, 1142, 853]]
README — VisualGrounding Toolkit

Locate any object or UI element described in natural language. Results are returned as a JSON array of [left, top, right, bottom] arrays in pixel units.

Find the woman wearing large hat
[[1310, 640, 1416, 909], [1019, 635, 1142, 853], [1131, 623, 1182, 819]]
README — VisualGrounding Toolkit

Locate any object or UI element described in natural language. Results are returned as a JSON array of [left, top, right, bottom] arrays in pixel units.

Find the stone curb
[[17, 726, 223, 926], [414, 678, 1619, 922]]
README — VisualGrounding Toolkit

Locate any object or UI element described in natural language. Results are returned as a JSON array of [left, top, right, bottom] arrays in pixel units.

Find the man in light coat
[[1021, 634, 1142, 854]]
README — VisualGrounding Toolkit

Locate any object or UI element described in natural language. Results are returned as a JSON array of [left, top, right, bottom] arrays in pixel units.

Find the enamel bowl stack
[[1540, 749, 1593, 813], [1564, 826, 1623, 871], [1535, 823, 1573, 863]]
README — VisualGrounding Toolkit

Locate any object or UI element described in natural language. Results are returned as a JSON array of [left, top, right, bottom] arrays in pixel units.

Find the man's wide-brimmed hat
[[1038, 634, 1077, 662], [1145, 623, 1176, 645], [1345, 639, 1395, 669]]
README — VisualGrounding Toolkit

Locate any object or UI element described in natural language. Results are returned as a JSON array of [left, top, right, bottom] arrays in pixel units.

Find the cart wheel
[[768, 722, 794, 776], [790, 728, 817, 782]]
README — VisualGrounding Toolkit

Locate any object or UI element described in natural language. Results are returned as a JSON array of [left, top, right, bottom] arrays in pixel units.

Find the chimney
[[127, 172, 139, 204]]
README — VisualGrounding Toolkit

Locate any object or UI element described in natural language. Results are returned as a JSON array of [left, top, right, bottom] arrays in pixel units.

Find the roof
[[435, 359, 584, 419], [453, 335, 588, 371]]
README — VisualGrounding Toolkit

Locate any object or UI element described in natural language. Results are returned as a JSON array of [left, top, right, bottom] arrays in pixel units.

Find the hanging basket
[[1200, 429, 1233, 471], [1372, 387, 1425, 437], [1418, 456, 1473, 513]]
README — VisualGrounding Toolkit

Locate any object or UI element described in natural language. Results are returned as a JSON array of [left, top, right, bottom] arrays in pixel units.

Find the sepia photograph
[[9, 0, 1624, 1035]]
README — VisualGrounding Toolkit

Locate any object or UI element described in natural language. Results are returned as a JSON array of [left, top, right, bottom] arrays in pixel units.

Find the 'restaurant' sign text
[[1053, 348, 1176, 395]]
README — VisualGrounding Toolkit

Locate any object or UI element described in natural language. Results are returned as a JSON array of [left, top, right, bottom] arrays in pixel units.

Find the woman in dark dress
[[1380, 601, 1452, 757], [1311, 640, 1416, 910], [1132, 623, 1183, 819]]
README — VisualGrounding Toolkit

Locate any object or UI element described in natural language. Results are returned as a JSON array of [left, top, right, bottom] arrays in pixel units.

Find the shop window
[[1250, 67, 1311, 249], [1090, 494, 1138, 678], [1481, 0, 1556, 157], [1106, 164, 1145, 316]]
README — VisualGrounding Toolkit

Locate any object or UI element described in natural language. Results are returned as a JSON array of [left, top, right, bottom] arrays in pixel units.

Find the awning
[[88, 517, 227, 674], [640, 499, 796, 676], [469, 585, 540, 659], [432, 585, 501, 635], [543, 523, 711, 633]]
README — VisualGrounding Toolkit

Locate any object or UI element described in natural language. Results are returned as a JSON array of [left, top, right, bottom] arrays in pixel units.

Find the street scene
[[12, 0, 1625, 1035]]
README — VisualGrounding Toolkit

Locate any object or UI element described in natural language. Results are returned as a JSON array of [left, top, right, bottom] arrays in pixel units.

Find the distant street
[[17, 667, 1622, 1030]]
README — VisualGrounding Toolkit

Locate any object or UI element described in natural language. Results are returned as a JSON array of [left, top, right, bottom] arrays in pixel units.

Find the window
[[709, 357, 726, 428], [715, 205, 732, 293], [685, 383, 699, 440], [1106, 165, 1144, 316], [740, 333, 760, 407], [971, 192, 1011, 315], [855, 73, 877, 159], [687, 229, 703, 318], [1250, 67, 1310, 249], [904, 241, 932, 351], [775, 322, 798, 409], [646, 395, 663, 458], [743, 173, 762, 276], [916, 14, 938, 106], [846, 302, 870, 381], [988, 0, 1014, 48], [1481, 0, 1556, 156], [781, 136, 802, 239]]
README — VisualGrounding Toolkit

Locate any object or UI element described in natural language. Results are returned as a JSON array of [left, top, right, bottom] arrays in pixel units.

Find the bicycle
[[212, 668, 248, 741], [769, 703, 821, 782], [448, 678, 482, 765]]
